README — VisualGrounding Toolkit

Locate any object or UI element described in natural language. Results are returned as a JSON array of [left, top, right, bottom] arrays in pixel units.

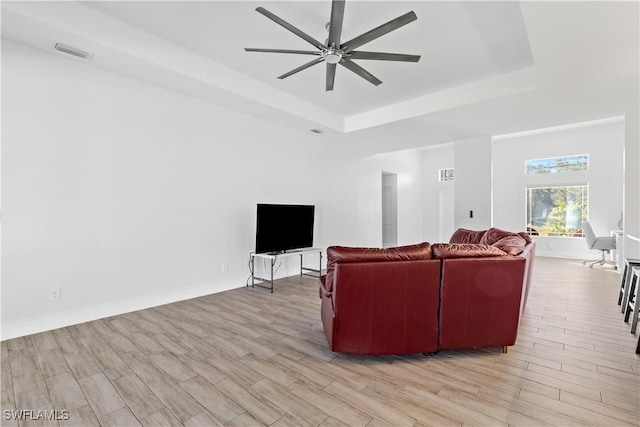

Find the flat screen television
[[255, 204, 315, 254]]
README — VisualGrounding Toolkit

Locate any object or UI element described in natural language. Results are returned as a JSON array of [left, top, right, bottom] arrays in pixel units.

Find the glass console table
[[249, 248, 323, 293]]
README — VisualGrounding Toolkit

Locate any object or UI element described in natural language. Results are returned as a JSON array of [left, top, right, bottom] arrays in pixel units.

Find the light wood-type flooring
[[2, 257, 639, 426]]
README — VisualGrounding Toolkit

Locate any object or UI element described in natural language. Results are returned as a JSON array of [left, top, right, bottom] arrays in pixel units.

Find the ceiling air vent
[[54, 43, 93, 60]]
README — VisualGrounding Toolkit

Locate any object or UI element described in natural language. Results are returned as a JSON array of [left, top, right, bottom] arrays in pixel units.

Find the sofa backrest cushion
[[432, 243, 508, 259], [324, 242, 432, 292], [449, 228, 487, 244]]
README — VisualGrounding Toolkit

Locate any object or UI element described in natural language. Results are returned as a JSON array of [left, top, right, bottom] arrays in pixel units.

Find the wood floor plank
[[475, 387, 584, 427], [559, 390, 640, 425], [177, 335, 265, 387], [251, 378, 329, 427], [45, 372, 89, 412], [35, 349, 72, 379], [65, 405, 100, 427], [97, 407, 142, 427], [177, 352, 229, 385], [518, 388, 636, 426], [214, 377, 284, 426], [1, 344, 15, 407], [225, 411, 266, 427], [154, 334, 190, 356], [76, 335, 128, 381], [359, 380, 462, 427], [12, 371, 52, 413], [288, 380, 372, 427], [148, 351, 198, 383], [121, 351, 206, 423], [28, 331, 59, 351], [401, 384, 507, 427], [268, 354, 334, 389], [180, 375, 245, 423], [139, 408, 183, 427], [78, 372, 126, 417], [182, 411, 225, 427], [239, 354, 298, 387], [436, 385, 554, 426], [8, 347, 40, 377], [325, 381, 415, 426], [53, 333, 102, 380], [112, 373, 166, 420]]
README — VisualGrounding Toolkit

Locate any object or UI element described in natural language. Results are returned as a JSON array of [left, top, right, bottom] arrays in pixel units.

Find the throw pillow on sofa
[[491, 235, 527, 256], [432, 243, 508, 259], [449, 228, 487, 244], [478, 227, 527, 256], [480, 227, 519, 245]]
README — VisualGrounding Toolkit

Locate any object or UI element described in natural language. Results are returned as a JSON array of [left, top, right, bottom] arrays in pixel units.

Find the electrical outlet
[[221, 263, 229, 273], [49, 288, 61, 301]]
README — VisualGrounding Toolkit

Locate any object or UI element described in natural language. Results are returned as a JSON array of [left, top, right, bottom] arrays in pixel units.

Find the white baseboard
[[1, 277, 247, 341]]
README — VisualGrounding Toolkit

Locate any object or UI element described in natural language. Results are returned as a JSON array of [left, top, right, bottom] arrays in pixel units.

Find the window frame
[[524, 154, 589, 175]]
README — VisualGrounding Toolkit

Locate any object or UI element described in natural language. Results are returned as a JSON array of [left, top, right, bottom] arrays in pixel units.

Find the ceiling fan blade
[[256, 7, 326, 50], [340, 11, 417, 53], [328, 0, 346, 47], [339, 58, 382, 86], [278, 57, 324, 80], [245, 48, 320, 55], [348, 51, 421, 62], [326, 63, 337, 91]]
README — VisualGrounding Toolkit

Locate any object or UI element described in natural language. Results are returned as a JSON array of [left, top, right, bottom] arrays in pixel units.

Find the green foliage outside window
[[525, 155, 589, 174], [526, 186, 588, 237]]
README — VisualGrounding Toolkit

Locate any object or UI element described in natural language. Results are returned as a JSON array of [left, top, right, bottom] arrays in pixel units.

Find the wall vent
[[439, 168, 454, 182], [54, 43, 93, 60]]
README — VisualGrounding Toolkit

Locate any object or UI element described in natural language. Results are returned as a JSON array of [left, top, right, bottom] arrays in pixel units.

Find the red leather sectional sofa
[[318, 228, 536, 355]]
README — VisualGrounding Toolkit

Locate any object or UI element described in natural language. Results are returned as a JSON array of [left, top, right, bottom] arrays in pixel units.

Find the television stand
[[249, 248, 323, 293]]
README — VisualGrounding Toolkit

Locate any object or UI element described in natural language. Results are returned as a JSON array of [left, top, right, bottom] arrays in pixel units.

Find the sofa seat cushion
[[432, 243, 508, 259], [324, 242, 432, 292], [449, 228, 487, 244]]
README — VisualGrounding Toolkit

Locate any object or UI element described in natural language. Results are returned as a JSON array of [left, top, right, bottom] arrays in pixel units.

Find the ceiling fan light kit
[[245, 0, 421, 91]]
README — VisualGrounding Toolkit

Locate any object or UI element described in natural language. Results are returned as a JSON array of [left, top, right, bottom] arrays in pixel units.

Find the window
[[525, 154, 589, 175], [526, 186, 588, 236], [439, 168, 454, 182]]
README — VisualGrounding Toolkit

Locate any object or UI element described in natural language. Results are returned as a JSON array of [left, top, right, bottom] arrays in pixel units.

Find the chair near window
[[581, 221, 617, 269]]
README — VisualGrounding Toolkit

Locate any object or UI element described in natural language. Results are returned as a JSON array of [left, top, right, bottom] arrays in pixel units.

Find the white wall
[[1, 40, 425, 339], [453, 136, 493, 230], [421, 144, 455, 242], [624, 108, 640, 259], [493, 119, 625, 258]]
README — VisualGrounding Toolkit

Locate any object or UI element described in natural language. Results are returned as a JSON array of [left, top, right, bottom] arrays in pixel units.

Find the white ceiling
[[2, 1, 638, 151]]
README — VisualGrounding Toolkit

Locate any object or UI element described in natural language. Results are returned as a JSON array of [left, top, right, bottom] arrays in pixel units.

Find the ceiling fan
[[245, 0, 421, 91]]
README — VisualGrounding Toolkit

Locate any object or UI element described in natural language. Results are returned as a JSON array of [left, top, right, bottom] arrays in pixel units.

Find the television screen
[[255, 204, 315, 254]]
